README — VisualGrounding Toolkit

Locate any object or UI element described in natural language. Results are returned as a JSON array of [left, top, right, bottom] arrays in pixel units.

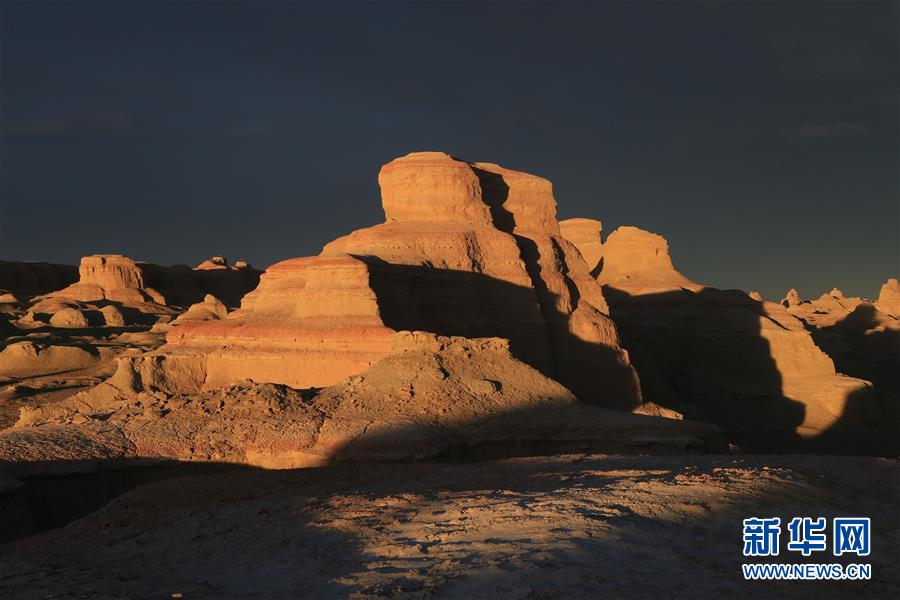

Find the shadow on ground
[[1, 454, 896, 599]]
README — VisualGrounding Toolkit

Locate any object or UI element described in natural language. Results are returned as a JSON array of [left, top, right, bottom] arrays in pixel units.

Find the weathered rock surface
[[562, 224, 882, 451], [559, 218, 603, 275], [100, 305, 125, 327], [48, 307, 90, 329], [154, 152, 640, 409], [2, 333, 719, 473]]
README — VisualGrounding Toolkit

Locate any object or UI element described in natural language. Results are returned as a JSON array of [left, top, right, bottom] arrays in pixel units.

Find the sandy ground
[[0, 453, 897, 599]]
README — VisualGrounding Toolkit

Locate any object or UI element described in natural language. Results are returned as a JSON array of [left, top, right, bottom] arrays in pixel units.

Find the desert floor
[[1, 453, 897, 599]]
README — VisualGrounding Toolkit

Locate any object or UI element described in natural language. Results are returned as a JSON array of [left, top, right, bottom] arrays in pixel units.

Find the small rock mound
[[100, 305, 126, 327], [49, 307, 89, 329], [0, 341, 101, 378], [170, 295, 228, 326]]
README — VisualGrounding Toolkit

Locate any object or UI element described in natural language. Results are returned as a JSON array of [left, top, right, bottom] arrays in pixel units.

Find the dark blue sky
[[1, 1, 897, 300]]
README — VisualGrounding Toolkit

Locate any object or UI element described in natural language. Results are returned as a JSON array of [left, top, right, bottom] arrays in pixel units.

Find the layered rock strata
[[152, 153, 640, 408]]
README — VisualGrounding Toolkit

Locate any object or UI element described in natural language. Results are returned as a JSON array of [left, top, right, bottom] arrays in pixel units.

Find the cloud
[[785, 122, 869, 139]]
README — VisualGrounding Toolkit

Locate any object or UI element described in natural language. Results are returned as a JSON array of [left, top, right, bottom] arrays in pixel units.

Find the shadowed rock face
[[0, 260, 78, 296], [781, 285, 900, 453], [157, 152, 641, 409], [562, 223, 883, 451]]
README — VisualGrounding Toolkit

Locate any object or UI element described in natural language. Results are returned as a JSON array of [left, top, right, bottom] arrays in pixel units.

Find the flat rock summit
[[0, 151, 897, 596]]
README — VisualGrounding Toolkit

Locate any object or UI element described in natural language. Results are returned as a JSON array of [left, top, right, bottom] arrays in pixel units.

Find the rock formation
[[150, 152, 640, 409], [561, 223, 879, 450], [0, 341, 105, 379], [169, 294, 228, 326], [781, 288, 801, 308], [100, 305, 125, 327], [48, 308, 89, 329], [51, 255, 169, 309], [876, 278, 900, 317], [558, 219, 604, 275], [786, 289, 867, 328], [0, 260, 78, 297], [3, 332, 719, 471], [777, 283, 900, 450], [0, 257, 257, 430], [192, 257, 261, 306], [47, 254, 261, 312], [559, 221, 702, 295]]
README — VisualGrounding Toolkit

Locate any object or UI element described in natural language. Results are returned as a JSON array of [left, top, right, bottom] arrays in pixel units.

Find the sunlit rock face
[[562, 223, 883, 450], [144, 152, 641, 409], [46, 254, 260, 311], [51, 255, 168, 308], [876, 278, 900, 317], [592, 226, 702, 294], [783, 283, 900, 453], [559, 218, 603, 275]]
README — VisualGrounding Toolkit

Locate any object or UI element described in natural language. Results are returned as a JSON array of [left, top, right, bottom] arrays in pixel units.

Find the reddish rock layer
[[164, 255, 395, 390]]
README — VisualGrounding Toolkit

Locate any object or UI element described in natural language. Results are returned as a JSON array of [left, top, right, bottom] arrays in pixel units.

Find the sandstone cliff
[[156, 152, 641, 409], [561, 222, 880, 450]]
